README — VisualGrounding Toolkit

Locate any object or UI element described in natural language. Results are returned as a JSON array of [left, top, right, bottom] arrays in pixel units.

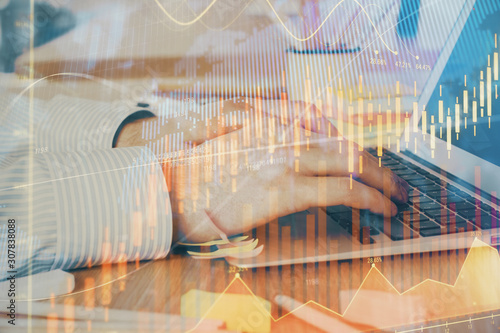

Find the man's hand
[[114, 99, 244, 148], [167, 109, 409, 243], [115, 99, 409, 244]]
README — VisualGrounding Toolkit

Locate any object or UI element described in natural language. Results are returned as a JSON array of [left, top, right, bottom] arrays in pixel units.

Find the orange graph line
[[187, 237, 500, 332]]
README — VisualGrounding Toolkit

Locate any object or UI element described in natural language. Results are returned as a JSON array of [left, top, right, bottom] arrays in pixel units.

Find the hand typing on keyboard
[[116, 100, 410, 243], [341, 148, 500, 242]]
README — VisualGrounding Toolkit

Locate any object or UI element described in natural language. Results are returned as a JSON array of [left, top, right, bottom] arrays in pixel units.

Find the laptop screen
[[424, 0, 500, 167]]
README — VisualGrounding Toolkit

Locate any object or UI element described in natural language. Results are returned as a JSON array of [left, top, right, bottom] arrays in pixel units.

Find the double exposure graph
[[184, 239, 500, 332]]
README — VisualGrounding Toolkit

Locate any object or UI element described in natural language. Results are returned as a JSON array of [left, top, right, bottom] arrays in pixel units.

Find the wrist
[[114, 115, 156, 148], [165, 160, 222, 243]]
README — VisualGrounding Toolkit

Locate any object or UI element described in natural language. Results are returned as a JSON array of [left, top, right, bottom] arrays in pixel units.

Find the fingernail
[[399, 178, 410, 191], [393, 173, 409, 202], [399, 183, 409, 202], [391, 202, 398, 216]]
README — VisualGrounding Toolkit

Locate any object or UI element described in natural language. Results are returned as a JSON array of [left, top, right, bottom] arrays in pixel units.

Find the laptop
[[228, 0, 500, 268]]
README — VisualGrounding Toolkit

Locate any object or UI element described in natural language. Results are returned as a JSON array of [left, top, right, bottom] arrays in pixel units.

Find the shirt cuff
[[36, 95, 154, 152], [42, 146, 172, 271]]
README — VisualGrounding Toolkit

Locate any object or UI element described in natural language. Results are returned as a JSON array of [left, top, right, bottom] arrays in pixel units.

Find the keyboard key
[[387, 164, 408, 171], [326, 207, 354, 223], [397, 209, 412, 221], [366, 147, 376, 154], [443, 184, 461, 193], [370, 216, 419, 241], [418, 201, 443, 211], [396, 202, 411, 210], [443, 186, 471, 201], [398, 210, 428, 225], [409, 166, 425, 173], [400, 159, 416, 166], [278, 211, 310, 238], [448, 224, 475, 234], [326, 205, 352, 214], [442, 195, 465, 204], [393, 169, 417, 176], [465, 197, 478, 204], [424, 208, 450, 219], [476, 202, 493, 212], [434, 213, 466, 223], [408, 195, 433, 204], [448, 201, 476, 211], [425, 190, 447, 199], [491, 212, 500, 228], [383, 162, 401, 168], [426, 175, 441, 182], [455, 191, 472, 200], [412, 219, 440, 231], [359, 226, 373, 244], [339, 212, 376, 244], [401, 173, 425, 181], [411, 165, 424, 172], [465, 198, 493, 212], [408, 179, 435, 187], [338, 218, 351, 229], [468, 213, 495, 230], [455, 209, 482, 218], [420, 227, 443, 237], [417, 184, 442, 192], [359, 211, 383, 225], [328, 211, 353, 221], [428, 209, 474, 231]]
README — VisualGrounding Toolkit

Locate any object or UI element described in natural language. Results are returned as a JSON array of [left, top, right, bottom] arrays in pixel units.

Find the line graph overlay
[[396, 313, 500, 333], [153, 0, 399, 55], [187, 238, 500, 332]]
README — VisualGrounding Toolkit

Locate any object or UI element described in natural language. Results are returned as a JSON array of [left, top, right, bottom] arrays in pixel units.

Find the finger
[[307, 105, 340, 138], [184, 119, 243, 144], [339, 140, 409, 203], [356, 151, 409, 203], [296, 102, 334, 135], [256, 99, 329, 133], [297, 146, 409, 204], [297, 147, 350, 176], [296, 177, 398, 217], [178, 99, 246, 143]]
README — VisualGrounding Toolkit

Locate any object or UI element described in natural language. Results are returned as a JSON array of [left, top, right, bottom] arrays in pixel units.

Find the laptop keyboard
[[325, 148, 500, 244]]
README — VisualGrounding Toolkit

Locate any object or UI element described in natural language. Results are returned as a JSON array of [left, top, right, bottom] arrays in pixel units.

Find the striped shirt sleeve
[[0, 94, 172, 281]]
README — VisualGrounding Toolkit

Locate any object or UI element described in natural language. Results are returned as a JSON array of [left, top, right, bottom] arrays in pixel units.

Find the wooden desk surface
[[50, 246, 477, 332]]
